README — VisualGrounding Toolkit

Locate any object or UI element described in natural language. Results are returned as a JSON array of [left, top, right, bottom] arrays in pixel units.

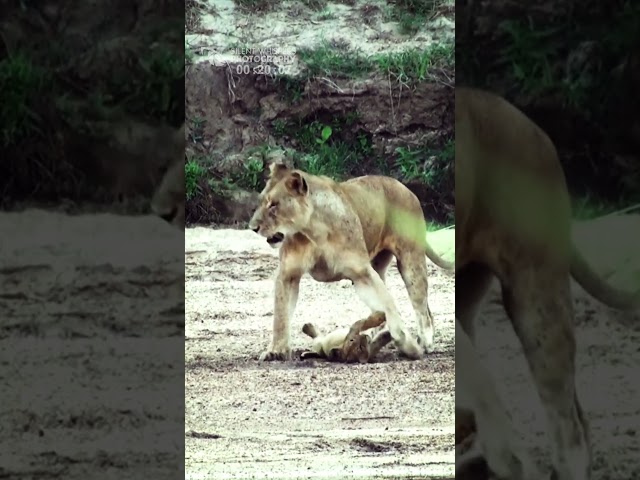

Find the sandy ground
[[0, 210, 184, 479], [185, 228, 456, 480], [186, 215, 640, 479], [4, 208, 635, 479]]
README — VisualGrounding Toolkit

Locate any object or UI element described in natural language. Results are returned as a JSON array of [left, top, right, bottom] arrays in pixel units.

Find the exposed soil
[[185, 228, 456, 479], [184, 0, 455, 225], [0, 210, 184, 479]]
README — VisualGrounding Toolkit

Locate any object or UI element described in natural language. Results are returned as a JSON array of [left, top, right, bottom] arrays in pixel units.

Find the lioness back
[[455, 87, 572, 262], [340, 175, 428, 251]]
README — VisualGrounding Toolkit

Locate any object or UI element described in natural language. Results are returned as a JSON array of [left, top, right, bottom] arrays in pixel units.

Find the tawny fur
[[248, 163, 452, 362], [150, 123, 186, 230], [455, 87, 640, 480], [301, 311, 389, 363]]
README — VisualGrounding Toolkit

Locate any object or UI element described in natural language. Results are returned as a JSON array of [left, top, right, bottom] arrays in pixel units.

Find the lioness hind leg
[[352, 265, 422, 360], [501, 272, 590, 480], [396, 250, 436, 353], [455, 262, 494, 342], [371, 250, 393, 283]]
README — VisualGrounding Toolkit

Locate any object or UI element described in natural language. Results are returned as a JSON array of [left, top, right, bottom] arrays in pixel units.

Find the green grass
[[233, 0, 278, 13], [0, 52, 46, 146], [271, 116, 373, 180], [186, 158, 206, 200], [297, 44, 373, 78], [234, 0, 326, 13], [571, 196, 630, 221], [296, 41, 453, 83], [129, 48, 183, 119], [375, 44, 454, 83], [388, 0, 449, 35], [394, 139, 454, 186], [302, 0, 327, 11], [316, 7, 336, 20], [186, 40, 195, 64], [273, 76, 307, 103], [236, 150, 267, 190]]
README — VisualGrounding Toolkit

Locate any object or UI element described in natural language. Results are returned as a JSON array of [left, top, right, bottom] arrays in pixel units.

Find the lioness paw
[[417, 334, 435, 354], [397, 337, 423, 360], [259, 349, 292, 361]]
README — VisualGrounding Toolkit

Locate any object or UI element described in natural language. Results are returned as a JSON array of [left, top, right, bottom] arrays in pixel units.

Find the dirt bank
[[184, 0, 455, 225]]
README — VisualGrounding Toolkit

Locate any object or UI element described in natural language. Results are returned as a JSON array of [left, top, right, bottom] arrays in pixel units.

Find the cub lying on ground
[[300, 311, 390, 363], [248, 163, 453, 362]]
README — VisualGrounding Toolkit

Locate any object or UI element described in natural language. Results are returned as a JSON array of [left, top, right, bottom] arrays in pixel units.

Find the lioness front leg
[[260, 271, 301, 361], [352, 266, 422, 360]]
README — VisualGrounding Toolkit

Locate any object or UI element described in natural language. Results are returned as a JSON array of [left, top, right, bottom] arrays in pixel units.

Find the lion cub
[[300, 311, 390, 363]]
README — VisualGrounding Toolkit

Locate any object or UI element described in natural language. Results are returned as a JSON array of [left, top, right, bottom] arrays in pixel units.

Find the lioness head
[[248, 163, 311, 247], [151, 158, 185, 229], [151, 123, 186, 229], [342, 334, 370, 364]]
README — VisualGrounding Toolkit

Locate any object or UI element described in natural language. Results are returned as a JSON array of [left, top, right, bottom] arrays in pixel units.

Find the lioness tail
[[571, 246, 640, 311], [425, 242, 455, 271]]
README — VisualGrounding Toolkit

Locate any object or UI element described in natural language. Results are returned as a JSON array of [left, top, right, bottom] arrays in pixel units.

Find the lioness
[[300, 311, 390, 363], [249, 164, 453, 362], [456, 87, 640, 480], [151, 123, 186, 229]]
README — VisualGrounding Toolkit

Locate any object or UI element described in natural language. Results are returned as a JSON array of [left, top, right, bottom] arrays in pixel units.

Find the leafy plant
[[0, 53, 45, 146], [240, 156, 264, 190], [498, 19, 561, 97], [315, 125, 332, 145], [185, 159, 205, 200]]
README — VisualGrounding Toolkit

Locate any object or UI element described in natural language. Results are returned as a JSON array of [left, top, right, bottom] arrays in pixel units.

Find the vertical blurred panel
[[455, 1, 640, 479], [0, 1, 185, 478]]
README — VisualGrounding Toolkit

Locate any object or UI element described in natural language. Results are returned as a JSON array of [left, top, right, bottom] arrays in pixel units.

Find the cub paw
[[259, 349, 292, 361], [300, 351, 321, 360]]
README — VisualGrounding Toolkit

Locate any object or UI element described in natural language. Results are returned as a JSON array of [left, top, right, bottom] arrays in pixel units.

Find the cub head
[[342, 334, 371, 364], [248, 163, 312, 247]]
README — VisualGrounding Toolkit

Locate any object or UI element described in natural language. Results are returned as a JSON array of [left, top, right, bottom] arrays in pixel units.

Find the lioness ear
[[268, 162, 289, 179], [285, 172, 308, 195]]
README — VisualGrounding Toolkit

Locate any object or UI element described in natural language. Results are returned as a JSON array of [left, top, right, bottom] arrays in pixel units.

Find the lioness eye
[[269, 201, 278, 210]]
